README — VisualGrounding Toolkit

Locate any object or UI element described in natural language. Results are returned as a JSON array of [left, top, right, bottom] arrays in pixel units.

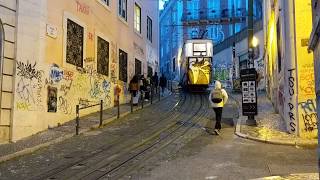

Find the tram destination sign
[[240, 68, 258, 116]]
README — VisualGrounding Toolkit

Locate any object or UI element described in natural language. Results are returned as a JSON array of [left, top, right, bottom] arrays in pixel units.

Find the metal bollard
[[76, 105, 80, 135], [171, 81, 173, 92], [130, 94, 133, 113], [117, 95, 120, 119], [141, 92, 144, 109], [99, 100, 103, 127], [151, 86, 153, 104]]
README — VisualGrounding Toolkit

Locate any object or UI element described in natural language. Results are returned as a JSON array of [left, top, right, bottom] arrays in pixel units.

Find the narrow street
[[0, 91, 316, 180]]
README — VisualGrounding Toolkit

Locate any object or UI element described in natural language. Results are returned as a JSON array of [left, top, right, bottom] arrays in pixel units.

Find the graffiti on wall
[[299, 64, 315, 96], [233, 79, 241, 91], [256, 58, 265, 89], [299, 99, 318, 132], [58, 96, 73, 115], [49, 64, 64, 83], [110, 42, 118, 83], [16, 61, 44, 111], [102, 80, 111, 104], [287, 68, 297, 133], [76, 0, 90, 15], [15, 57, 119, 115], [278, 82, 285, 116]]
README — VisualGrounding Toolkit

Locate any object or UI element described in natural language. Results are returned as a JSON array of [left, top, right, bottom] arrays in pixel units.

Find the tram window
[[194, 52, 201, 56], [193, 43, 207, 56]]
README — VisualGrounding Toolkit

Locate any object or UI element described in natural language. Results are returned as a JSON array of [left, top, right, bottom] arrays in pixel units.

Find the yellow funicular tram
[[181, 39, 213, 91]]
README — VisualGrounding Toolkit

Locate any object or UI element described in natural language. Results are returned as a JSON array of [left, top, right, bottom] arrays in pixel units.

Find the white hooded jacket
[[209, 81, 228, 108]]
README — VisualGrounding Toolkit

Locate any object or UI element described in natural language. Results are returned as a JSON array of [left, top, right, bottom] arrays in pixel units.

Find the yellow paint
[[266, 10, 276, 87], [294, 0, 317, 138]]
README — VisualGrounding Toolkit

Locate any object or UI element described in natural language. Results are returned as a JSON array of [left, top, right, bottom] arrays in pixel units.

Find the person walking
[[208, 81, 228, 135], [129, 74, 140, 106], [159, 74, 167, 96]]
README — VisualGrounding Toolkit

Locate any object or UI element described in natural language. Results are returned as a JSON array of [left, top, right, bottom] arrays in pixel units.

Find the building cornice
[[309, 18, 320, 51]]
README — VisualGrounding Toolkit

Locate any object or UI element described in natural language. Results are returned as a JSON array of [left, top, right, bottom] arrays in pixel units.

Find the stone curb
[[229, 92, 317, 148], [235, 119, 317, 148], [0, 93, 172, 164]]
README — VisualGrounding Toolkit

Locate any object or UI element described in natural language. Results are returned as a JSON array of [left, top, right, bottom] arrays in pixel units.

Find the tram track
[[66, 93, 199, 180], [76, 94, 208, 180], [30, 92, 194, 180], [104, 94, 209, 180]]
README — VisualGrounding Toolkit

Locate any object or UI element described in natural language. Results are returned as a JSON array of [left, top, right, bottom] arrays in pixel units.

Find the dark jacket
[[152, 74, 159, 87], [159, 76, 167, 87]]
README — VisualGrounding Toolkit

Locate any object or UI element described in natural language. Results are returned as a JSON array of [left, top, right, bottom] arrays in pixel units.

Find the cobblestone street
[[0, 92, 317, 180]]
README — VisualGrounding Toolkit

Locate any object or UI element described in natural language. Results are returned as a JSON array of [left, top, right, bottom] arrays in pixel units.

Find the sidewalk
[[0, 89, 173, 163], [230, 91, 318, 148]]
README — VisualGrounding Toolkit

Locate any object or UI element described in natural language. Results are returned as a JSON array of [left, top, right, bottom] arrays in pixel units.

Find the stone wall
[[0, 0, 17, 142]]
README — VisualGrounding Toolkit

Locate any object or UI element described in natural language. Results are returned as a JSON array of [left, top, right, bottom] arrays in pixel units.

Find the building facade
[[264, 0, 317, 138], [308, 0, 320, 166], [159, 0, 262, 83], [0, 0, 159, 142], [212, 20, 265, 91], [0, 1, 17, 143]]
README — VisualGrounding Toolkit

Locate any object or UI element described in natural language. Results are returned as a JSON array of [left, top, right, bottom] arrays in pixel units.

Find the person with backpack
[[209, 81, 228, 135]]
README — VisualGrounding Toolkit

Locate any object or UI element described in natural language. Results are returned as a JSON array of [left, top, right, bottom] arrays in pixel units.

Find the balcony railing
[[182, 8, 246, 21]]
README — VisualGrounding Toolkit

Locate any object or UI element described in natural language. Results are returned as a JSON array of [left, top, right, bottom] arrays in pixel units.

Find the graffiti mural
[[16, 61, 44, 111], [299, 99, 318, 132], [15, 57, 124, 114]]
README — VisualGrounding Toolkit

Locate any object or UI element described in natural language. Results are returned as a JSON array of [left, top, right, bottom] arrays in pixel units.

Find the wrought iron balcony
[[181, 8, 248, 26]]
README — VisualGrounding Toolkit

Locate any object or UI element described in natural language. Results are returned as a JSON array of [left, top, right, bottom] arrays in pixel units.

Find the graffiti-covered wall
[[11, 0, 159, 141], [295, 0, 317, 138], [265, 0, 317, 138]]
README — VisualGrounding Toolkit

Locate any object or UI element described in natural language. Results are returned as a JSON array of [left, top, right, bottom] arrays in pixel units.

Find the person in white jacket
[[208, 81, 228, 135]]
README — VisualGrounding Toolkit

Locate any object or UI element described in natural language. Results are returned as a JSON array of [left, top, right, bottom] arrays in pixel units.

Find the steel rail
[[112, 96, 209, 179], [30, 92, 189, 180], [70, 93, 197, 180], [89, 94, 207, 180]]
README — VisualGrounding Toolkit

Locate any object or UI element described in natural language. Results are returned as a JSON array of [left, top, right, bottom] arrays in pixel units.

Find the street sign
[[240, 68, 257, 116]]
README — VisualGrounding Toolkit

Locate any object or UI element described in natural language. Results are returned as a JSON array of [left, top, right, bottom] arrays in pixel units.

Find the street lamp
[[241, 0, 257, 126], [252, 36, 259, 48]]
